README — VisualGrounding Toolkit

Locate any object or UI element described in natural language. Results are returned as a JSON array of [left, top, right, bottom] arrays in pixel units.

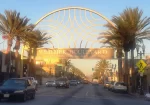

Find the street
[[0, 84, 149, 105]]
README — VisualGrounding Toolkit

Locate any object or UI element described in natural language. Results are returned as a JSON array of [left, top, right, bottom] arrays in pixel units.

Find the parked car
[[55, 77, 69, 88], [83, 80, 89, 84], [145, 93, 150, 101], [69, 80, 78, 86], [0, 78, 36, 102], [46, 81, 56, 87], [77, 80, 81, 84], [112, 82, 127, 93], [108, 81, 115, 91], [104, 82, 111, 89], [22, 77, 38, 90]]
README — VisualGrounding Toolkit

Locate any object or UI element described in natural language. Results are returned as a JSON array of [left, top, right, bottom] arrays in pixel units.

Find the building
[[0, 51, 22, 83]]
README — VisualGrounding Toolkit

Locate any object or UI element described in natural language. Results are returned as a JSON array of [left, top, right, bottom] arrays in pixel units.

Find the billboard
[[35, 48, 114, 60]]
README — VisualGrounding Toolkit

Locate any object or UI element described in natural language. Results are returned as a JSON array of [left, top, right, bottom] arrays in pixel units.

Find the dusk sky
[[0, 0, 150, 75]]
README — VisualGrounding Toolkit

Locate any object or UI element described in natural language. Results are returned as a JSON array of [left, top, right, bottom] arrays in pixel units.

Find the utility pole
[[136, 44, 145, 95], [139, 51, 144, 95]]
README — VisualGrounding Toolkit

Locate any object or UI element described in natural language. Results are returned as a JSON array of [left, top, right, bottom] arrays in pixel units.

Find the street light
[[136, 44, 145, 95]]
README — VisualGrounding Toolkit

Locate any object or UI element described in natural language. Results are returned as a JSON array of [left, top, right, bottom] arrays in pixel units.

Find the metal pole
[[139, 51, 144, 95]]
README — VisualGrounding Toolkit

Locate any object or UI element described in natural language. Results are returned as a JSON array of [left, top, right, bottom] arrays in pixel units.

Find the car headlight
[[14, 90, 24, 93]]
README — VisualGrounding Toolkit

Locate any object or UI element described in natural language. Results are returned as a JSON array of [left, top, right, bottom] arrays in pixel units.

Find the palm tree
[[0, 10, 30, 77], [98, 30, 124, 82], [72, 67, 85, 79], [94, 60, 109, 83], [0, 10, 30, 54], [23, 29, 50, 76], [106, 41, 123, 82], [99, 7, 150, 92]]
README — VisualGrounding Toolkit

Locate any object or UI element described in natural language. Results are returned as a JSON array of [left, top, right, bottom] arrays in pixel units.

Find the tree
[[93, 60, 109, 83], [0, 10, 32, 77], [0, 10, 30, 54], [98, 30, 124, 82], [23, 29, 51, 76], [68, 65, 85, 79], [99, 7, 150, 92]]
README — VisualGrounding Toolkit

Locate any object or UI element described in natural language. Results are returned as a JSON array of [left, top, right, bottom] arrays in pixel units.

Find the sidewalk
[[129, 92, 145, 98]]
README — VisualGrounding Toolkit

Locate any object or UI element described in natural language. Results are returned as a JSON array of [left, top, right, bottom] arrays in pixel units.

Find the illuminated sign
[[36, 48, 114, 60]]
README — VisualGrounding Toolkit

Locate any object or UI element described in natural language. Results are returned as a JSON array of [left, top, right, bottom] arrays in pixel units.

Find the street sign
[[138, 69, 144, 73], [136, 60, 147, 71]]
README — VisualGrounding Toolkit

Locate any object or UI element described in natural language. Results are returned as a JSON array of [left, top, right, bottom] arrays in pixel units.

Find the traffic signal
[[23, 64, 27, 77]]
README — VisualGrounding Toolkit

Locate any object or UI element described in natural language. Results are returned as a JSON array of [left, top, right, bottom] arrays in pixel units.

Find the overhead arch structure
[[20, 7, 115, 78], [35, 6, 115, 48]]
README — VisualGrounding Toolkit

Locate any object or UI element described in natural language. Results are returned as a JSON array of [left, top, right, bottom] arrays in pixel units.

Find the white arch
[[35, 6, 115, 27]]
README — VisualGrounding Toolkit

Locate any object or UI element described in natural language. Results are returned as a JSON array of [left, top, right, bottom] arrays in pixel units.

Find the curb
[[129, 93, 145, 98]]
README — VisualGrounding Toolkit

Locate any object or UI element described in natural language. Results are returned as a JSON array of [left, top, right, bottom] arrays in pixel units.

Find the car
[[145, 93, 150, 101], [55, 77, 69, 88], [22, 77, 38, 90], [69, 80, 78, 86], [0, 78, 36, 102], [46, 81, 56, 87], [83, 80, 89, 84], [104, 82, 111, 89], [112, 82, 127, 93], [108, 81, 115, 91], [77, 81, 81, 84], [22, 77, 38, 85]]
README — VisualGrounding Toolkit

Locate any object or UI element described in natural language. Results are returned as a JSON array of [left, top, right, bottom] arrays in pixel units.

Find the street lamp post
[[136, 44, 145, 95]]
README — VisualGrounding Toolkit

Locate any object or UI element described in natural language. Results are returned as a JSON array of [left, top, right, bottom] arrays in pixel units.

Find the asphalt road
[[0, 84, 149, 105]]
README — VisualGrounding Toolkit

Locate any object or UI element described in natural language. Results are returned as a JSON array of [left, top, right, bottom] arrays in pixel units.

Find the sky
[[0, 0, 150, 75]]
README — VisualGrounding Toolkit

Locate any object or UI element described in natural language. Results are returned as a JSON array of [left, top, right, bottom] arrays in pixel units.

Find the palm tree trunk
[[124, 51, 129, 86], [28, 48, 32, 76], [7, 37, 13, 53], [14, 36, 20, 57], [131, 49, 136, 93], [118, 57, 123, 82], [6, 37, 13, 78], [32, 48, 37, 77], [14, 36, 20, 77], [117, 48, 123, 82]]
